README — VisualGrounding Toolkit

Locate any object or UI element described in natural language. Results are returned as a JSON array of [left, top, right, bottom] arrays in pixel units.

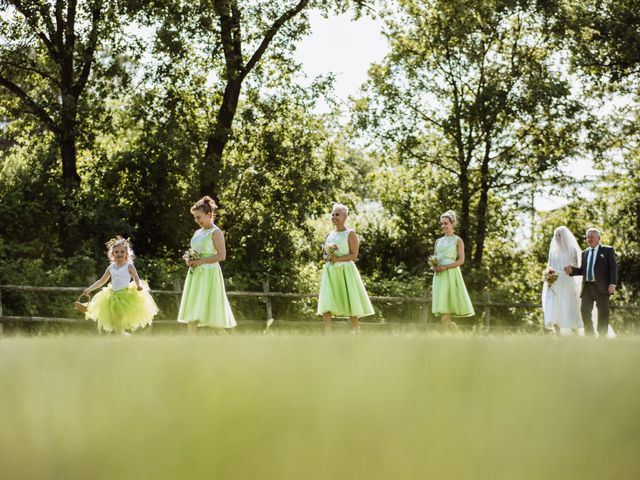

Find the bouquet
[[428, 255, 440, 268], [542, 267, 559, 286], [183, 248, 201, 272], [324, 242, 338, 261]]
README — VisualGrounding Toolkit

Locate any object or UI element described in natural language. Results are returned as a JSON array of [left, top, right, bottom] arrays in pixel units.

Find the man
[[564, 228, 618, 336]]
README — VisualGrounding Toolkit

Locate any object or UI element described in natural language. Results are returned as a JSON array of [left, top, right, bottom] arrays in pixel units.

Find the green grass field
[[1, 333, 639, 479]]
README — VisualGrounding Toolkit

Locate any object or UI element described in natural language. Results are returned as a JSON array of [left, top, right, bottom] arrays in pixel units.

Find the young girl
[[431, 210, 475, 331], [317, 203, 374, 333], [82, 236, 158, 334], [177, 196, 236, 332]]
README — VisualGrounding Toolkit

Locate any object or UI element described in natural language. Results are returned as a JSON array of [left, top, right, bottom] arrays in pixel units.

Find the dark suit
[[570, 245, 618, 335]]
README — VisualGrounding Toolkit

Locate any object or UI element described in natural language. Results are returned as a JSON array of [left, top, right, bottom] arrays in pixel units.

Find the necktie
[[587, 248, 596, 282]]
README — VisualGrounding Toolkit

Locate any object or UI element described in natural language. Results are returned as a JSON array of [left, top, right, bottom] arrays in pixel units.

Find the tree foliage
[[356, 0, 584, 268], [554, 0, 640, 82], [0, 0, 137, 185]]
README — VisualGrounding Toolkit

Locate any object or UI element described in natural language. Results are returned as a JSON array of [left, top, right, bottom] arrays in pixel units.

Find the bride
[[542, 226, 583, 335]]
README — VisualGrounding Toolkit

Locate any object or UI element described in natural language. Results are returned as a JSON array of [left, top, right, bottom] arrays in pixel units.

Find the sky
[[293, 11, 389, 107], [293, 11, 603, 215]]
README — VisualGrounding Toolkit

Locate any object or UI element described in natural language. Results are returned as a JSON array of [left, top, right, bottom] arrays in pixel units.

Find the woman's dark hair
[[190, 196, 218, 220]]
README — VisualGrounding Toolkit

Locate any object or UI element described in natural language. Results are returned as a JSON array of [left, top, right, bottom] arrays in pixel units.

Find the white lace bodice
[[110, 263, 132, 291], [189, 226, 220, 270], [435, 235, 459, 265]]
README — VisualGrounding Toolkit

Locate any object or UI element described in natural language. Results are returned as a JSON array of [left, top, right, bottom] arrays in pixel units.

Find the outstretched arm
[[565, 251, 583, 276], [83, 268, 111, 295], [569, 265, 583, 276]]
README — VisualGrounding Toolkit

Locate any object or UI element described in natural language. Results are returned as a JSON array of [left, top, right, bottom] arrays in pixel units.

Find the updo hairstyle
[[440, 210, 457, 226], [191, 196, 218, 220]]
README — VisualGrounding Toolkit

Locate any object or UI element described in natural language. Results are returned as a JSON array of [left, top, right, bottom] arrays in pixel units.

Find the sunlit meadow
[[1, 332, 639, 479]]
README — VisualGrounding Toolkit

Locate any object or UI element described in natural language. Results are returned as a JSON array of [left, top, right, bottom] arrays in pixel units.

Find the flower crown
[[106, 236, 132, 250]]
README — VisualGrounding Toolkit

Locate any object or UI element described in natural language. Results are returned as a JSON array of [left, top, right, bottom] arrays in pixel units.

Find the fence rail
[[1, 283, 639, 333]]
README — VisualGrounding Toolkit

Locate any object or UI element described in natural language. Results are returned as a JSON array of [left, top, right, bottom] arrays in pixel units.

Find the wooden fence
[[1, 283, 639, 333]]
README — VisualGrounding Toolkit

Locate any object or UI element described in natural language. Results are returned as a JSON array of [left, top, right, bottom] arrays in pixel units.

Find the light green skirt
[[317, 262, 375, 318], [86, 282, 158, 332], [432, 267, 475, 317], [178, 264, 236, 328]]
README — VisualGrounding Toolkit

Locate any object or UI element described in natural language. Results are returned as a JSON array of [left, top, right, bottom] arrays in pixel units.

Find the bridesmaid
[[178, 196, 236, 333], [431, 210, 475, 331], [317, 203, 374, 333]]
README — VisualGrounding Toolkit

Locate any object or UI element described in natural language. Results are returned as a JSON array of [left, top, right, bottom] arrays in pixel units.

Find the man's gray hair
[[586, 227, 601, 237]]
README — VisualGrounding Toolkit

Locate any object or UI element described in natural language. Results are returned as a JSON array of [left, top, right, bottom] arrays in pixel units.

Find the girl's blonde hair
[[106, 236, 135, 263]]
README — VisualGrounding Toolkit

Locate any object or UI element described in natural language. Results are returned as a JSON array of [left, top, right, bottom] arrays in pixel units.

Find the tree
[[587, 108, 640, 299], [142, 0, 370, 200], [547, 0, 640, 299], [201, 0, 311, 199], [0, 0, 129, 186], [217, 80, 343, 289], [553, 0, 640, 82], [356, 0, 583, 268]]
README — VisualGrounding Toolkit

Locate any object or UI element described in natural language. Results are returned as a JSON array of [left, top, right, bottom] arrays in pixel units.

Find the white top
[[190, 226, 220, 270], [110, 263, 132, 291]]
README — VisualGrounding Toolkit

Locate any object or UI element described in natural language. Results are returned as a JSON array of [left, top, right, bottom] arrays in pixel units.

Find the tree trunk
[[473, 167, 489, 269], [458, 164, 472, 262], [200, 79, 242, 200], [201, 0, 311, 200], [58, 94, 80, 254], [60, 134, 79, 184], [60, 105, 80, 185], [59, 0, 80, 186]]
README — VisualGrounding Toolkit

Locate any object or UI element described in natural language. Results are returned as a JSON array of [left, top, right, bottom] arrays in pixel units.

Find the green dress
[[431, 235, 475, 317], [317, 229, 375, 318], [178, 226, 236, 328], [85, 264, 158, 333]]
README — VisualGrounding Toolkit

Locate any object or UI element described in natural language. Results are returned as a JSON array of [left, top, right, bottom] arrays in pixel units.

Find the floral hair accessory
[[105, 236, 135, 263], [106, 236, 132, 250]]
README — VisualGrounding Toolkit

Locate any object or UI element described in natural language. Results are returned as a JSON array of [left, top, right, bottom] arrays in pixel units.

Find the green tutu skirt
[[86, 281, 158, 332], [177, 264, 236, 328], [317, 262, 375, 318], [432, 267, 475, 317]]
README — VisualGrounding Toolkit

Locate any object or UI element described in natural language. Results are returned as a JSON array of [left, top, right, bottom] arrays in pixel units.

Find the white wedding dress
[[542, 227, 583, 334]]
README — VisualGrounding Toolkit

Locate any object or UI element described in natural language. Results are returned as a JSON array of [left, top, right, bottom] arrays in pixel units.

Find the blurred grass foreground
[[1, 334, 639, 480]]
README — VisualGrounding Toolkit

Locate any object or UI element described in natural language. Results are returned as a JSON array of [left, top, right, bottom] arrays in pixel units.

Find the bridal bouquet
[[324, 242, 338, 261], [542, 267, 559, 286], [183, 248, 201, 272], [428, 255, 441, 268]]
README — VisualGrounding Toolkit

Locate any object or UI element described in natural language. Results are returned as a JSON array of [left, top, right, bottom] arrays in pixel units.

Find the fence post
[[483, 291, 491, 329], [0, 289, 4, 335], [173, 278, 182, 311], [423, 286, 431, 324], [262, 279, 274, 326]]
